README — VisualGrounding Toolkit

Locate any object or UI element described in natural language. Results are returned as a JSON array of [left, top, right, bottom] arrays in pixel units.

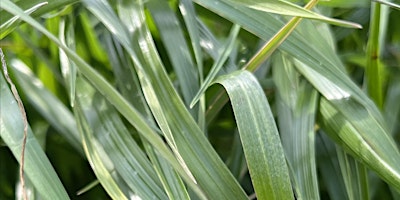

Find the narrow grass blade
[[316, 133, 347, 200], [0, 0, 79, 38], [147, 0, 199, 113], [59, 15, 77, 107], [103, 34, 190, 199], [190, 24, 240, 107], [84, 0, 247, 198], [0, 1, 204, 198], [0, 2, 47, 39], [179, 0, 207, 129], [336, 148, 369, 200], [9, 59, 83, 154], [273, 52, 319, 199], [1, 70, 70, 200], [215, 70, 293, 200], [179, 0, 204, 79], [365, 2, 386, 109], [318, 97, 400, 191], [374, 0, 400, 10], [225, 0, 361, 28]]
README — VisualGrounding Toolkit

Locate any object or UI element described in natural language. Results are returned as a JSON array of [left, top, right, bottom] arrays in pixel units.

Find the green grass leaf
[[318, 97, 400, 191], [83, 0, 248, 198], [1, 67, 70, 200], [273, 52, 320, 200], [9, 59, 83, 155], [0, 1, 203, 198], [225, 0, 361, 28], [215, 70, 293, 200]]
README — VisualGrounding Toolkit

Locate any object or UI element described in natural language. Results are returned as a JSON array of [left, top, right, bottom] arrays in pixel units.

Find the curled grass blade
[[215, 70, 293, 200]]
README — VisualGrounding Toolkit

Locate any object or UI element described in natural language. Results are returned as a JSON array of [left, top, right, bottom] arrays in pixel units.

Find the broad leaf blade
[[215, 70, 293, 200]]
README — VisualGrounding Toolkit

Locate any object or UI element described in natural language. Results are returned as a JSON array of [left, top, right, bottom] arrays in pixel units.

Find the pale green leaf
[[225, 0, 361, 28], [1, 68, 70, 200], [190, 24, 240, 108], [9, 59, 82, 154], [83, 0, 248, 198], [215, 70, 293, 200], [0, 1, 203, 198], [273, 52, 319, 200], [0, 2, 47, 39]]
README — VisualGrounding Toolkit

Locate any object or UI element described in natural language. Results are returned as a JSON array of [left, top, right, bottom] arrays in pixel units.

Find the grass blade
[[0, 1, 204, 198], [215, 70, 293, 200], [273, 52, 320, 199], [1, 66, 70, 200], [318, 97, 400, 191], [84, 0, 248, 198], [190, 24, 240, 107], [9, 59, 82, 154], [225, 0, 361, 28], [147, 0, 199, 114]]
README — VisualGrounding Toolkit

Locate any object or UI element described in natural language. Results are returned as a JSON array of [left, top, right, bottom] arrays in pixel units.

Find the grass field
[[1, 0, 400, 199]]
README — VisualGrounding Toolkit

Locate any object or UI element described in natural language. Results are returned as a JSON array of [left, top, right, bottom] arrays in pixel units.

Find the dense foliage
[[1, 0, 400, 199]]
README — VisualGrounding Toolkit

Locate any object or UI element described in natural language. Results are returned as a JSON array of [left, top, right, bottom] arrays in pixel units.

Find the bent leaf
[[215, 70, 293, 200]]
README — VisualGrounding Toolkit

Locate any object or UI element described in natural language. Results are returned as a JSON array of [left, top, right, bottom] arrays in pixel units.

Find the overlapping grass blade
[[84, 0, 247, 198], [0, 0, 78, 38], [9, 59, 82, 154], [316, 133, 348, 200], [190, 24, 240, 107], [0, 1, 203, 198], [59, 14, 77, 107], [0, 2, 47, 39], [224, 0, 361, 28], [179, 0, 204, 79], [147, 0, 199, 114], [75, 80, 169, 199], [215, 70, 293, 200], [103, 34, 190, 199], [374, 0, 400, 10], [273, 52, 319, 199], [336, 148, 369, 199], [1, 68, 69, 200], [318, 97, 400, 190], [178, 0, 207, 129], [73, 86, 127, 200]]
